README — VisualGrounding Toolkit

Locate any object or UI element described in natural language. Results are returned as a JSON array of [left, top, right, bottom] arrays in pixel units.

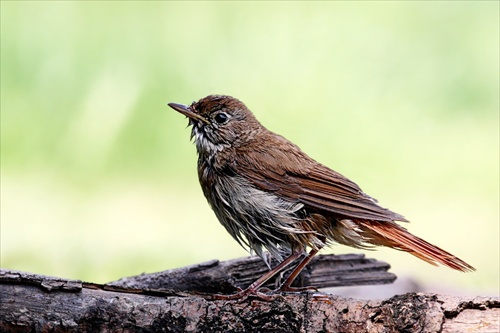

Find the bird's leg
[[277, 246, 322, 293], [212, 251, 303, 301]]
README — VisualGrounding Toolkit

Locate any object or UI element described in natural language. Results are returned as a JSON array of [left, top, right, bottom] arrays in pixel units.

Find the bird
[[168, 95, 475, 300]]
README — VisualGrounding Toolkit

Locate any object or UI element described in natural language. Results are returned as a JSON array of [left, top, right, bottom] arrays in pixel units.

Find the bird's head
[[169, 95, 262, 156]]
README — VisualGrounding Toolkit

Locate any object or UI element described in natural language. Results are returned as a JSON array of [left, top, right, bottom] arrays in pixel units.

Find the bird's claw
[[210, 287, 277, 302], [277, 285, 319, 293]]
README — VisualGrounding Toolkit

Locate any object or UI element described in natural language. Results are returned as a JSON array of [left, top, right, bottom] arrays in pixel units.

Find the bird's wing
[[232, 136, 407, 222]]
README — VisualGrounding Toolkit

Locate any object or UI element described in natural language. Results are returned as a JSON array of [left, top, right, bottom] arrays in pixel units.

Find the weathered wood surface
[[1, 280, 498, 333], [108, 253, 396, 292], [1, 255, 497, 333]]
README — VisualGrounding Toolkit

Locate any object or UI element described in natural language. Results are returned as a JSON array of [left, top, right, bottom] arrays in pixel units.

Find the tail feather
[[359, 221, 475, 272]]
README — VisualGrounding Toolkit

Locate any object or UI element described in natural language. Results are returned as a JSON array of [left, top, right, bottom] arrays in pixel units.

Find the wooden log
[[108, 253, 396, 293], [1, 255, 497, 332], [1, 277, 498, 333]]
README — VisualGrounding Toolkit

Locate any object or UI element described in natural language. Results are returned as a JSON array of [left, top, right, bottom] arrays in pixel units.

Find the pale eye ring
[[214, 112, 229, 124]]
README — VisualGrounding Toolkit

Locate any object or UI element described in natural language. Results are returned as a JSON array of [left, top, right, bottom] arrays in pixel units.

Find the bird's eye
[[214, 112, 229, 124]]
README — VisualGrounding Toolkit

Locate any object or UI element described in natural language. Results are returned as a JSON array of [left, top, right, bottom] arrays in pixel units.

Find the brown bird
[[168, 95, 475, 300]]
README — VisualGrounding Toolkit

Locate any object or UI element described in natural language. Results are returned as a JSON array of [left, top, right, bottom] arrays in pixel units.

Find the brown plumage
[[168, 95, 475, 299]]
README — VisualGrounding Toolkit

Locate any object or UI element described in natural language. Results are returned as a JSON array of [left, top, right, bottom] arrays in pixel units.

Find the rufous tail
[[359, 221, 475, 272]]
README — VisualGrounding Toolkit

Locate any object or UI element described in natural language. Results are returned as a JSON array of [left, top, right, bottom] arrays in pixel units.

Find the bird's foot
[[210, 287, 276, 302], [277, 285, 319, 293]]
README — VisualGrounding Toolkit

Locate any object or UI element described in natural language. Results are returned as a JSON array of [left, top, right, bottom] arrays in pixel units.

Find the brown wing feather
[[296, 164, 407, 221], [232, 133, 407, 222]]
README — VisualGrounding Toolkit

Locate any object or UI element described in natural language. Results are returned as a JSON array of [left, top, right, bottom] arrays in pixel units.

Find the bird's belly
[[200, 172, 312, 259]]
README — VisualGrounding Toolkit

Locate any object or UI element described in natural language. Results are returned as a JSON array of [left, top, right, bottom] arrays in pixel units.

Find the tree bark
[[108, 253, 396, 292], [1, 255, 498, 333]]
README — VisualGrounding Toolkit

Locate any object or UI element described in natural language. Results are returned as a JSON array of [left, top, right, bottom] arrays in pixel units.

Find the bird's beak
[[168, 102, 209, 124]]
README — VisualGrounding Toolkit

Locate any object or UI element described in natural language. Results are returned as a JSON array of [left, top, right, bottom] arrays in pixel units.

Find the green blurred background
[[1, 2, 498, 295]]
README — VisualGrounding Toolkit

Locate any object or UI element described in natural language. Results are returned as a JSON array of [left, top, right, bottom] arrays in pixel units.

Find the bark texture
[[108, 253, 396, 292], [1, 255, 497, 333]]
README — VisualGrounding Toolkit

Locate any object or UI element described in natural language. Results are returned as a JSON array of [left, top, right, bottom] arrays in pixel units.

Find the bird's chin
[[191, 126, 205, 144], [189, 121, 203, 139]]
